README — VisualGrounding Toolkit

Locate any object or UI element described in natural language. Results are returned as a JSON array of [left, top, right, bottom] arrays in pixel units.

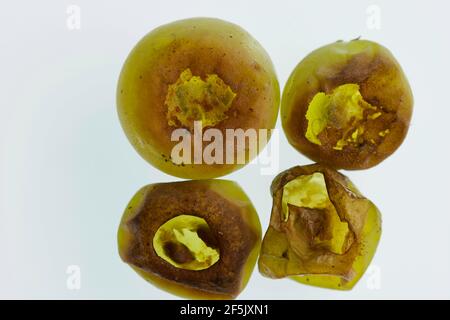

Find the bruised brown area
[[283, 43, 413, 169], [146, 39, 272, 135], [141, 40, 274, 166], [259, 164, 379, 286], [122, 181, 258, 298]]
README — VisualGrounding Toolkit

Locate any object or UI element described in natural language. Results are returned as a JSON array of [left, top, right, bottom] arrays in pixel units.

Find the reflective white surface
[[1, 0, 449, 299]]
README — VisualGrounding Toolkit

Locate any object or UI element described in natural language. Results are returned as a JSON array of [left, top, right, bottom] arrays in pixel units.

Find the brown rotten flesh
[[281, 39, 413, 169], [118, 180, 261, 299], [117, 17, 280, 179], [258, 164, 382, 290]]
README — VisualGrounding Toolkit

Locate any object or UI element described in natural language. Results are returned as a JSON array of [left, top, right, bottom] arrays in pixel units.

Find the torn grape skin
[[305, 83, 390, 151], [258, 164, 382, 290], [281, 172, 351, 255]]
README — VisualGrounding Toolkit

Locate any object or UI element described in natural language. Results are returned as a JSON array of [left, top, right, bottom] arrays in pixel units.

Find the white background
[[1, 0, 449, 299]]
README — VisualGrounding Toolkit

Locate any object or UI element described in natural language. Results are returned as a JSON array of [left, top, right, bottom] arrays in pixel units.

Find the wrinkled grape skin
[[117, 18, 280, 179], [118, 179, 261, 299], [258, 164, 382, 290], [281, 40, 413, 170]]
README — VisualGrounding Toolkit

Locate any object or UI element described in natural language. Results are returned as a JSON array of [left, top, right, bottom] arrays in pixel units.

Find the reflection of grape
[[281, 39, 413, 170], [259, 164, 382, 290], [118, 179, 261, 299], [117, 18, 280, 179]]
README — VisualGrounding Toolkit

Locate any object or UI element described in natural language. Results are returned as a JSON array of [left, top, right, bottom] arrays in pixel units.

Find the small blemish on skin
[[378, 129, 390, 137]]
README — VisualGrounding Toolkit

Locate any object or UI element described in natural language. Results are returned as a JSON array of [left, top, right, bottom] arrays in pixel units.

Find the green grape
[[282, 39, 413, 170], [259, 164, 382, 290], [118, 179, 261, 299], [117, 18, 280, 178]]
